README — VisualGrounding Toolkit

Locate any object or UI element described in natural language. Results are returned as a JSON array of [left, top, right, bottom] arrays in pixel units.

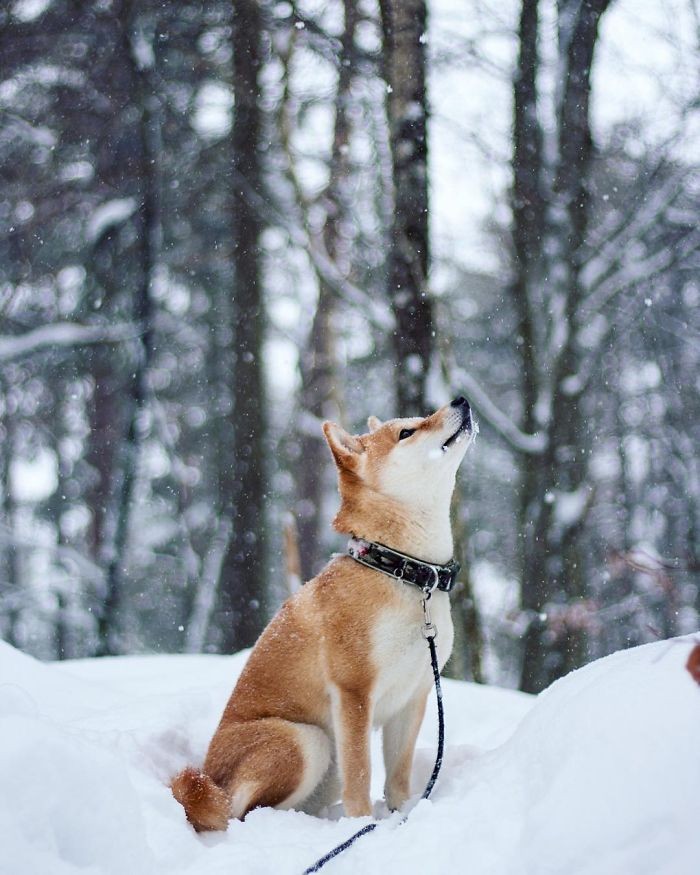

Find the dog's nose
[[451, 395, 470, 412]]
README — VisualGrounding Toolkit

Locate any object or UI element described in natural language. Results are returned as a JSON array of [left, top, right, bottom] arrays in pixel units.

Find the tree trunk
[[84, 356, 121, 564], [511, 0, 549, 691], [48, 386, 71, 660], [0, 375, 19, 648], [295, 0, 357, 581], [511, 0, 543, 440], [295, 285, 336, 582], [515, 0, 613, 693], [216, 0, 268, 653], [380, 0, 432, 417], [97, 0, 158, 655], [444, 483, 485, 683]]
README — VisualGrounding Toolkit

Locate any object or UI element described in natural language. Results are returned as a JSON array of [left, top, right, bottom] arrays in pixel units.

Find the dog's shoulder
[[306, 557, 414, 690], [306, 556, 400, 634]]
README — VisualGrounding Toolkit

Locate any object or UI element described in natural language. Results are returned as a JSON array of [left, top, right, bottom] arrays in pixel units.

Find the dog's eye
[[398, 428, 415, 441]]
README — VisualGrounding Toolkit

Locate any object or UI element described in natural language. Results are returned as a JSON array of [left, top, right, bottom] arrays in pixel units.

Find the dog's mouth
[[441, 405, 473, 451]]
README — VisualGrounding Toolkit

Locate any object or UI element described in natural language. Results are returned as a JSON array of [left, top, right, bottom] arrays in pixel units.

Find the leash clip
[[421, 567, 439, 639], [421, 593, 437, 640]]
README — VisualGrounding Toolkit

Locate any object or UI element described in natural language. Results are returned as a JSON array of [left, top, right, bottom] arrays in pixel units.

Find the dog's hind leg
[[203, 718, 331, 821]]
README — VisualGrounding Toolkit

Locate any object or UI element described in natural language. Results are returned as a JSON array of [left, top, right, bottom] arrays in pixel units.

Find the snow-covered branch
[[579, 228, 700, 335], [450, 366, 548, 455], [0, 322, 136, 364]]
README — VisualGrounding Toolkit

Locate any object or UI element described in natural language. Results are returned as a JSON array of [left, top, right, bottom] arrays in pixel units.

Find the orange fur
[[170, 767, 230, 832], [171, 399, 472, 830]]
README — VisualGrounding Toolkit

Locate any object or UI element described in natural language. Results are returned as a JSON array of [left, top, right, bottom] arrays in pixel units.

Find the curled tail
[[170, 767, 231, 832]]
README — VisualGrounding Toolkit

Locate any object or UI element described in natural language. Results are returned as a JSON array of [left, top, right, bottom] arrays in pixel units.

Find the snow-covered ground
[[1, 636, 698, 875]]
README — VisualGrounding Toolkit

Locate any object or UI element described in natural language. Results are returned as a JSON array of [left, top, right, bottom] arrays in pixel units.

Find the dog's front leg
[[382, 687, 430, 811], [332, 686, 372, 817]]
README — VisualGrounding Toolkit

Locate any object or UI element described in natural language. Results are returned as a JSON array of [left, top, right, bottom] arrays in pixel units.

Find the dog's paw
[[344, 797, 373, 818], [384, 783, 410, 813]]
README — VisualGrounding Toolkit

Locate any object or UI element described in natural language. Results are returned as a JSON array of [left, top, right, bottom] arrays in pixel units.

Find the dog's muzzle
[[443, 396, 472, 448]]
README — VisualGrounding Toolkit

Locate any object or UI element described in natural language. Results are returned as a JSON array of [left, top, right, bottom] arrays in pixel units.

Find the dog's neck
[[333, 485, 455, 566]]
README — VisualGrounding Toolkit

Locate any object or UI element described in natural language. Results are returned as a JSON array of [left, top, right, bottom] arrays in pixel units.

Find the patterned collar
[[346, 536, 460, 594]]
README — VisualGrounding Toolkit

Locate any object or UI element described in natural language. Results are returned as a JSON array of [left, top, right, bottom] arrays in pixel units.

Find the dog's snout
[[451, 395, 470, 412]]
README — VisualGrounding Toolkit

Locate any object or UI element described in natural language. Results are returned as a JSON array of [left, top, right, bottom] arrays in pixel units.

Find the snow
[[132, 32, 155, 71], [191, 81, 234, 141], [1, 636, 699, 874], [553, 485, 590, 528], [10, 446, 57, 503], [11, 0, 51, 23], [86, 198, 137, 243]]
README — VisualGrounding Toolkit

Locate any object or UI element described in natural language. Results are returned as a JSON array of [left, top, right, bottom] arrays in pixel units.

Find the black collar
[[346, 536, 460, 594]]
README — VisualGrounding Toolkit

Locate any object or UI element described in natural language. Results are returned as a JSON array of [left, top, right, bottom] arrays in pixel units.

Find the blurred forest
[[1, 0, 698, 692]]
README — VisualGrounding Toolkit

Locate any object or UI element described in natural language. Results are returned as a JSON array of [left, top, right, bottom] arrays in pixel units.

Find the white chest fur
[[369, 587, 453, 727]]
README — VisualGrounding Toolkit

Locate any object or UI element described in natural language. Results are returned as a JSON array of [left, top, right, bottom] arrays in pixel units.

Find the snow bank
[[0, 636, 698, 874]]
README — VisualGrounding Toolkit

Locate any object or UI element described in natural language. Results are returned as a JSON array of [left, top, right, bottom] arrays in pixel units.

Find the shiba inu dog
[[171, 396, 474, 831]]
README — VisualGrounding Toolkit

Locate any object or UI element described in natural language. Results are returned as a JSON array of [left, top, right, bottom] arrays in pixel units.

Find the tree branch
[[449, 365, 548, 455], [0, 322, 136, 364]]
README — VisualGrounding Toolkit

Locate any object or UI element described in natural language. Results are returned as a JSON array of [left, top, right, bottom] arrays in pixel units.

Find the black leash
[[302, 602, 445, 874]]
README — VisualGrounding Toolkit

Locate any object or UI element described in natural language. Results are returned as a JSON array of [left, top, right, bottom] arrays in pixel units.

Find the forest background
[[1, 0, 698, 693]]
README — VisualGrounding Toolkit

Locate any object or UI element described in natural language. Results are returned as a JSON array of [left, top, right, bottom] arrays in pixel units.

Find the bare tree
[[505, 0, 697, 690], [510, 0, 614, 691]]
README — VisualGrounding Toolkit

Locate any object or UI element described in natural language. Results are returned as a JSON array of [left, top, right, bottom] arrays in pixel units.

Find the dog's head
[[322, 397, 475, 511]]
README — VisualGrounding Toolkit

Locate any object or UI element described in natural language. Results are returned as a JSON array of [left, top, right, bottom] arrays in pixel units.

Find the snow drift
[[0, 636, 698, 875]]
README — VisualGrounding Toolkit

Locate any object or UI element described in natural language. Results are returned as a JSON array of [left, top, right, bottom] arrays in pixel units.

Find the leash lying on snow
[[302, 577, 446, 874]]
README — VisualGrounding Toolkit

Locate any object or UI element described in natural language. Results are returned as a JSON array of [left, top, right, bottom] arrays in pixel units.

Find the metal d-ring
[[423, 565, 440, 596]]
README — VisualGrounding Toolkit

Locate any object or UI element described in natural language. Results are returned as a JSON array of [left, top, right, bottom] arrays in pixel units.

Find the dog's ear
[[322, 421, 364, 470], [367, 415, 382, 433]]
